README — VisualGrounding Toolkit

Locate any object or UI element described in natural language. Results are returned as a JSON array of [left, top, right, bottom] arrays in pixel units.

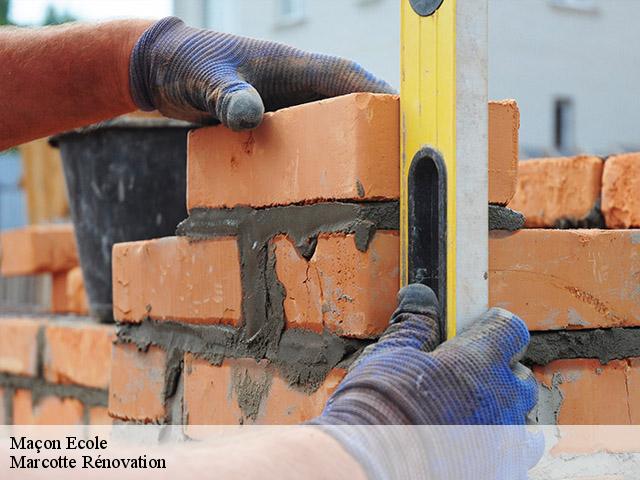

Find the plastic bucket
[[52, 117, 192, 322]]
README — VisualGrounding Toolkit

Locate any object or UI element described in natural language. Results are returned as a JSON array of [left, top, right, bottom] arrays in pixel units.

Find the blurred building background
[[2, 0, 640, 230], [175, 0, 640, 159]]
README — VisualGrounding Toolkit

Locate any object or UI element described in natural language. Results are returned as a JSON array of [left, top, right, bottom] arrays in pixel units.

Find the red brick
[[188, 95, 519, 209], [534, 358, 639, 424], [0, 224, 78, 276], [488, 100, 519, 205], [0, 318, 41, 376], [13, 390, 84, 425], [66, 266, 89, 314], [550, 425, 640, 456], [601, 153, 640, 228], [44, 322, 114, 389], [108, 343, 166, 422], [89, 406, 112, 425], [184, 353, 344, 427], [113, 236, 242, 325], [51, 271, 68, 314], [508, 156, 603, 227], [187, 93, 399, 210], [50, 267, 89, 315], [273, 231, 399, 338], [490, 230, 640, 330]]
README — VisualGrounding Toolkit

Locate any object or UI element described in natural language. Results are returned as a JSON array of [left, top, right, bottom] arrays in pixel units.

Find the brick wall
[[108, 93, 523, 425], [1, 224, 88, 315], [0, 225, 111, 425], [2, 94, 638, 428], [0, 317, 113, 425], [507, 152, 640, 424]]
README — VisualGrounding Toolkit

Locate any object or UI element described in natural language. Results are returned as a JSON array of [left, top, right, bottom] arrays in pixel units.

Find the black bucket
[[51, 117, 193, 322]]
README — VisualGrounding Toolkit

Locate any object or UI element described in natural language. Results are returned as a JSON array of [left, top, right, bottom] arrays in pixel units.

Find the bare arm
[[183, 428, 367, 480], [0, 20, 151, 150], [0, 17, 394, 150]]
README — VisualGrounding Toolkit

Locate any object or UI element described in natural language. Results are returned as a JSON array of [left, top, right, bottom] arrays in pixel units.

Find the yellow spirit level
[[400, 0, 488, 338]]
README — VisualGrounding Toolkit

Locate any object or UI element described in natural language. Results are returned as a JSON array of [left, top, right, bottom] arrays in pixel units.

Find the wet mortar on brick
[[114, 201, 530, 402]]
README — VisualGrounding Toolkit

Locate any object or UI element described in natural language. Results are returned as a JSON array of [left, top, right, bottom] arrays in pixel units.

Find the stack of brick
[[0, 225, 114, 425], [509, 152, 640, 230], [109, 93, 522, 426], [502, 153, 640, 424]]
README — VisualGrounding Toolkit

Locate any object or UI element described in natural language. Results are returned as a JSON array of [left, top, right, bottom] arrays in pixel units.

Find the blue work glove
[[309, 284, 542, 479], [129, 17, 395, 130], [313, 283, 538, 425]]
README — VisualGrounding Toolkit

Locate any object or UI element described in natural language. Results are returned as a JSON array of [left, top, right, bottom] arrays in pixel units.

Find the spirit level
[[400, 0, 488, 337]]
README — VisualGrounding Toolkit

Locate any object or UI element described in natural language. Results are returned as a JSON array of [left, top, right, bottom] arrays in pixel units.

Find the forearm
[[0, 20, 151, 150], [191, 428, 367, 480]]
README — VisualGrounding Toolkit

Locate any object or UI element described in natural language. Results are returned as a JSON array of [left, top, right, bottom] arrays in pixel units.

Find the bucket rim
[[49, 114, 201, 147]]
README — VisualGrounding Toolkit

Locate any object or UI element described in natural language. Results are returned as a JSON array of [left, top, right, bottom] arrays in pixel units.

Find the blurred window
[[554, 98, 576, 154], [549, 0, 598, 13], [276, 0, 305, 27]]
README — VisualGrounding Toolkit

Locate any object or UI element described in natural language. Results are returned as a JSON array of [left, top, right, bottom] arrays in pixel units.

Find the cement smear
[[116, 319, 364, 394], [0, 373, 108, 409], [111, 200, 530, 406], [554, 199, 605, 229], [488, 205, 525, 231], [525, 328, 640, 366]]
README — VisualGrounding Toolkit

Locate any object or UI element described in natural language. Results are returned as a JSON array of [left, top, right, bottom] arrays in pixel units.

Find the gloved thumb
[[210, 82, 265, 131], [391, 283, 440, 324], [350, 284, 441, 372]]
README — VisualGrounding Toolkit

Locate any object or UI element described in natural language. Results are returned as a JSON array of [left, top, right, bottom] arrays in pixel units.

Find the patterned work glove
[[309, 284, 543, 479], [129, 17, 395, 129], [313, 283, 538, 425]]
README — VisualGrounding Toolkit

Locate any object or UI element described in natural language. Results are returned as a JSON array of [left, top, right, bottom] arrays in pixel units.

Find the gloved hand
[[312, 283, 538, 425], [309, 284, 542, 479], [129, 17, 395, 130]]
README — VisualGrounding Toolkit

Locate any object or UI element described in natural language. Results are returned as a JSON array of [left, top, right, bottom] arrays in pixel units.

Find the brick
[[0, 318, 41, 376], [534, 358, 640, 424], [184, 354, 344, 427], [508, 156, 603, 227], [113, 236, 242, 325], [66, 266, 89, 314], [550, 426, 640, 456], [602, 153, 640, 228], [260, 368, 345, 424], [188, 95, 519, 209], [51, 271, 68, 313], [0, 224, 78, 276], [89, 406, 112, 425], [273, 231, 399, 338], [44, 322, 114, 389], [188, 93, 399, 209], [108, 343, 166, 422], [50, 267, 89, 315], [13, 390, 83, 425], [488, 100, 519, 205], [490, 230, 640, 330]]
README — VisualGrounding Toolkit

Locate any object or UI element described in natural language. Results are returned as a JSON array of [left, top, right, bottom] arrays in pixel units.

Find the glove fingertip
[[218, 87, 265, 131], [392, 283, 439, 322]]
